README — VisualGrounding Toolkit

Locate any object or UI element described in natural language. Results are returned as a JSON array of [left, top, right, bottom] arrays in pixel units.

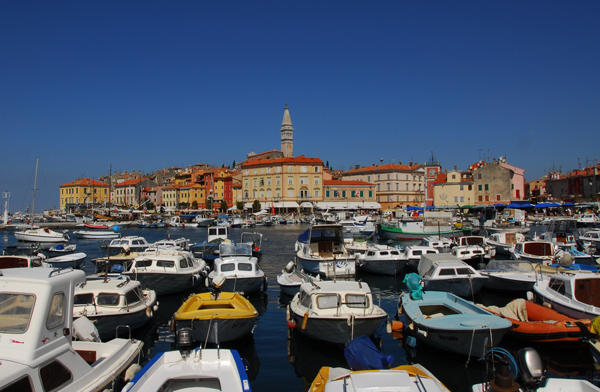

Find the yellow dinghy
[[174, 290, 258, 344]]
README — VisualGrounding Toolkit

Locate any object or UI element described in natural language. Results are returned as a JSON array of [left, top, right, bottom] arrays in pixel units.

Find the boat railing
[[116, 324, 132, 340]]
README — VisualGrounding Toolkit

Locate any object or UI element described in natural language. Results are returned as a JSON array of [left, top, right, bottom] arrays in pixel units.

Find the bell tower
[[281, 103, 294, 158]]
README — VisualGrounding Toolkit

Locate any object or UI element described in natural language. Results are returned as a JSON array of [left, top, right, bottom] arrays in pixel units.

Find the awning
[[300, 202, 314, 208], [315, 201, 381, 210]]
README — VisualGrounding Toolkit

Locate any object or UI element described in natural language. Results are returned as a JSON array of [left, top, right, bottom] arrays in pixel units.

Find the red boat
[[84, 223, 110, 230], [480, 298, 591, 343]]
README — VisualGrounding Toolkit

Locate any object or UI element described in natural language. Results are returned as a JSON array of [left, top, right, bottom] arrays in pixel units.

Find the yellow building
[[432, 170, 475, 207], [321, 180, 379, 210], [161, 184, 181, 208], [59, 178, 109, 212], [180, 183, 205, 209], [241, 155, 324, 210]]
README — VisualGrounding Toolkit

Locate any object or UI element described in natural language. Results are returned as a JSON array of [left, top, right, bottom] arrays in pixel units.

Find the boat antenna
[[32, 157, 39, 219]]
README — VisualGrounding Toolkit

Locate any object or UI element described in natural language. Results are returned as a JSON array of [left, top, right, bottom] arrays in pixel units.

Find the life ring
[[146, 307, 153, 318]]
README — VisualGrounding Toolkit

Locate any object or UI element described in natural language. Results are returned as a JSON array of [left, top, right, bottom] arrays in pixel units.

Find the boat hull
[[356, 258, 407, 275], [209, 275, 265, 295], [123, 272, 202, 296], [422, 276, 488, 297], [175, 316, 256, 344], [297, 253, 355, 278], [377, 224, 470, 241], [290, 312, 387, 345], [76, 307, 153, 341]]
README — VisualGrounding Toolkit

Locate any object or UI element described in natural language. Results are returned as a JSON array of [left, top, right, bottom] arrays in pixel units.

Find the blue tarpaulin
[[297, 229, 309, 243], [344, 335, 394, 370]]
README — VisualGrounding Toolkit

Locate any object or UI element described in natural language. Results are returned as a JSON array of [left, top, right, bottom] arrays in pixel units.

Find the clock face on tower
[[428, 169, 437, 177]]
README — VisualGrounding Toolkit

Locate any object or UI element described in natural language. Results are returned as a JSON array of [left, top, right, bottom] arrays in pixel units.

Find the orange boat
[[480, 298, 591, 343]]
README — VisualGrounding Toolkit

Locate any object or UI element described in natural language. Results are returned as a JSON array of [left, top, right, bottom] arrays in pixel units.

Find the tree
[[220, 200, 228, 212], [326, 160, 329, 168], [252, 199, 261, 212], [191, 200, 198, 209], [236, 201, 244, 211], [232, 160, 236, 168], [146, 201, 155, 211]]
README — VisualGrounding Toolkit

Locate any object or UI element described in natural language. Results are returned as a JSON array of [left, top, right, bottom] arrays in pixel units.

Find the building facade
[[321, 180, 378, 210], [59, 178, 110, 212], [241, 155, 324, 210], [432, 170, 475, 207], [341, 163, 425, 210]]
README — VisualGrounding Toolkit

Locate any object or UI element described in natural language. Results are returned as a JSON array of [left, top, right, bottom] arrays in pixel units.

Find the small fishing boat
[[14, 227, 70, 242], [421, 235, 453, 252], [514, 240, 557, 265], [123, 248, 208, 296], [0, 268, 144, 392], [533, 272, 600, 319], [480, 260, 540, 292], [0, 254, 47, 269], [101, 236, 151, 253], [43, 251, 88, 269], [45, 243, 77, 253], [479, 298, 591, 343], [309, 364, 450, 392], [399, 288, 513, 357], [355, 244, 407, 275], [486, 231, 525, 256], [122, 346, 252, 392], [73, 275, 158, 340], [74, 229, 121, 240], [206, 241, 266, 295], [417, 253, 488, 297], [288, 280, 388, 345], [173, 275, 258, 344], [277, 261, 320, 296], [296, 224, 356, 278], [207, 224, 229, 243]]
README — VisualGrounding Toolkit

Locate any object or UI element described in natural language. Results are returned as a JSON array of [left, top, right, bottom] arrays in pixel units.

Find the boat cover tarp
[[478, 298, 529, 322], [402, 273, 423, 300], [344, 335, 394, 371], [297, 229, 309, 243]]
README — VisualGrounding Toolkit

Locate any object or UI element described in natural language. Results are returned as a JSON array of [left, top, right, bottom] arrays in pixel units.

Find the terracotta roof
[[342, 163, 421, 174], [115, 178, 146, 187], [324, 180, 374, 186], [242, 156, 323, 167], [433, 173, 447, 183], [60, 178, 108, 187]]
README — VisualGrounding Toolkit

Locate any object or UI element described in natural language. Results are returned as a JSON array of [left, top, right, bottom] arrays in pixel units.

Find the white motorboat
[[151, 237, 192, 251], [343, 233, 371, 256], [277, 261, 320, 296], [355, 244, 407, 275], [122, 248, 209, 296], [207, 241, 266, 295], [480, 260, 540, 291], [14, 227, 70, 243], [43, 252, 88, 269], [310, 364, 450, 392], [485, 231, 525, 256], [421, 235, 453, 252], [514, 240, 557, 265], [417, 253, 488, 298], [288, 280, 388, 345], [533, 271, 600, 319], [451, 235, 496, 268], [101, 236, 151, 254], [403, 245, 440, 271], [0, 254, 47, 269], [0, 268, 144, 392], [121, 345, 252, 392], [579, 229, 600, 252], [296, 224, 356, 278], [74, 230, 121, 240], [207, 224, 229, 243], [73, 275, 158, 340], [536, 218, 583, 248]]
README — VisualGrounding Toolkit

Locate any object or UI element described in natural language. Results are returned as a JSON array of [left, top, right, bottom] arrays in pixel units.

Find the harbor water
[[2, 224, 596, 391]]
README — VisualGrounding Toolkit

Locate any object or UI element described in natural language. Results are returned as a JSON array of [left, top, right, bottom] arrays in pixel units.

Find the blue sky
[[1, 1, 599, 211]]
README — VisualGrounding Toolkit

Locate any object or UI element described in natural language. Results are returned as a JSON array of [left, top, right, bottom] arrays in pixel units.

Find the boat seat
[[76, 350, 97, 364]]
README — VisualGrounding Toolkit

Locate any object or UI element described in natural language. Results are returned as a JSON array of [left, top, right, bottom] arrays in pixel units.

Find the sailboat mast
[[31, 157, 39, 218]]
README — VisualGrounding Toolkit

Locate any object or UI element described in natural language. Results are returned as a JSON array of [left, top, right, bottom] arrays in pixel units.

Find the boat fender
[[287, 319, 297, 329], [526, 291, 534, 302], [406, 335, 417, 348], [146, 307, 153, 319], [391, 321, 404, 332], [124, 364, 142, 382], [417, 329, 428, 338], [386, 321, 392, 334], [153, 304, 159, 311], [542, 302, 552, 309], [301, 311, 309, 330]]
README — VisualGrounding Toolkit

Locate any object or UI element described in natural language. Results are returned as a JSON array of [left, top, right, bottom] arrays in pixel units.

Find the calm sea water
[[1, 225, 595, 392]]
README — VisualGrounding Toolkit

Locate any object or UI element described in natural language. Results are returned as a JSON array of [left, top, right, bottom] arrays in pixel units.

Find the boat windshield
[[0, 293, 36, 333], [219, 242, 252, 257], [484, 260, 535, 273]]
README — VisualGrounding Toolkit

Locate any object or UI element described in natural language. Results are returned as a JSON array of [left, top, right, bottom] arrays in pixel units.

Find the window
[[346, 294, 368, 308], [300, 177, 308, 185], [46, 292, 65, 329], [276, 166, 281, 173], [368, 191, 373, 197], [460, 185, 464, 191], [478, 184, 483, 191], [314, 177, 319, 185], [326, 190, 330, 197], [221, 264, 235, 272], [460, 196, 464, 203], [288, 189, 293, 197], [360, 190, 364, 197], [125, 289, 141, 305], [276, 177, 281, 185], [253, 179, 257, 187], [342, 190, 346, 198], [377, 175, 380, 181], [267, 178, 271, 186], [314, 190, 319, 197], [157, 260, 175, 268], [317, 294, 339, 309], [0, 376, 34, 392], [387, 174, 390, 180], [387, 183, 390, 191], [485, 184, 489, 191], [477, 173, 482, 179], [288, 177, 293, 185], [238, 263, 253, 271], [496, 195, 501, 201], [0, 293, 35, 333], [351, 191, 356, 197], [301, 166, 307, 173], [454, 196, 458, 203], [367, 176, 371, 182], [314, 166, 319, 172], [259, 179, 264, 186], [74, 293, 94, 305], [266, 167, 271, 174], [254, 169, 257, 175], [97, 293, 120, 306], [40, 360, 72, 392], [288, 166, 293, 173]]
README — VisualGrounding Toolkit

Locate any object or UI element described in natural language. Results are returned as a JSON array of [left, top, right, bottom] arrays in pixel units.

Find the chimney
[[355, 164, 360, 169], [454, 165, 457, 171], [409, 161, 413, 166]]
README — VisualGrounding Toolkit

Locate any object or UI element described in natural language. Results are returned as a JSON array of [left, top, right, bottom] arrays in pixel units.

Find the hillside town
[[57, 105, 600, 217]]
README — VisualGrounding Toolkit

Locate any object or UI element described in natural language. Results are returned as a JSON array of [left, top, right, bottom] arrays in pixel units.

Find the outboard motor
[[517, 347, 545, 388], [284, 261, 295, 274], [211, 273, 227, 299]]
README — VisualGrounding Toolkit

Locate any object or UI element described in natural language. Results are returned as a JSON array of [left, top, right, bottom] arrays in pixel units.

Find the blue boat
[[399, 284, 513, 357]]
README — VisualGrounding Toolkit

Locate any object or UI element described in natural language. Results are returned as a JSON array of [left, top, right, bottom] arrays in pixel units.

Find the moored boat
[[533, 271, 600, 319], [288, 280, 388, 345], [417, 253, 488, 297], [296, 224, 356, 278], [14, 227, 70, 243], [277, 260, 320, 296]]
